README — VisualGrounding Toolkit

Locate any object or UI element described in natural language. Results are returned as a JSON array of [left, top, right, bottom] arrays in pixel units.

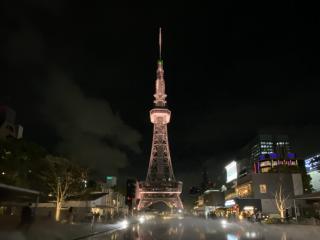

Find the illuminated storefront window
[[259, 184, 267, 193], [261, 167, 271, 173], [236, 183, 252, 198], [260, 161, 271, 167], [291, 160, 297, 165]]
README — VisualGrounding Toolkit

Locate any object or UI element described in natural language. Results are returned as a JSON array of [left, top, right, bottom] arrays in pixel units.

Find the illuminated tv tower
[[137, 28, 183, 211]]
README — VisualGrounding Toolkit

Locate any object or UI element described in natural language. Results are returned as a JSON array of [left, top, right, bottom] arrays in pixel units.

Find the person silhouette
[[19, 203, 33, 232]]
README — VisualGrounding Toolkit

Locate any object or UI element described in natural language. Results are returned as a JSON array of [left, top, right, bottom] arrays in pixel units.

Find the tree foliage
[[0, 138, 47, 190], [297, 160, 313, 193], [0, 139, 89, 205], [42, 155, 87, 197], [40, 155, 87, 221]]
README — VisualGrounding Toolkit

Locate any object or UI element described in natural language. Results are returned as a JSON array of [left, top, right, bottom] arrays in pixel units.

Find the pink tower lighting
[[137, 28, 183, 211]]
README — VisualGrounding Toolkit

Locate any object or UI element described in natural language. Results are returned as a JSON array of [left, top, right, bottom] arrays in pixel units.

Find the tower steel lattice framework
[[137, 29, 183, 211]]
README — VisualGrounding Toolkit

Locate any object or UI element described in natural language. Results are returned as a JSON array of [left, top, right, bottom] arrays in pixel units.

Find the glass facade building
[[250, 134, 291, 162], [305, 154, 320, 192]]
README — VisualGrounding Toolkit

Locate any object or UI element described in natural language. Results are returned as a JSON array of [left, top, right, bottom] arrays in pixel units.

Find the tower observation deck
[[137, 28, 183, 211]]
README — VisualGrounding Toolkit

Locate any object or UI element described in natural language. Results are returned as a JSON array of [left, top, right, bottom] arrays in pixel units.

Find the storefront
[[0, 183, 40, 228], [224, 198, 262, 219]]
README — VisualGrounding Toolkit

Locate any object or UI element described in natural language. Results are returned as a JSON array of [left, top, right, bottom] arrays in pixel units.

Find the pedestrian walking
[[18, 203, 33, 232], [90, 212, 95, 232], [251, 213, 256, 223], [285, 209, 290, 223], [256, 211, 262, 223], [67, 207, 74, 224]]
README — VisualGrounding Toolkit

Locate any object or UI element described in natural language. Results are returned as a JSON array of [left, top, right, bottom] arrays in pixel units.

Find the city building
[[227, 173, 303, 214], [305, 154, 320, 192], [237, 134, 299, 176], [106, 176, 117, 188], [224, 160, 304, 217], [220, 134, 312, 218], [37, 189, 128, 222], [0, 106, 23, 140], [193, 189, 224, 217], [0, 183, 40, 228], [253, 153, 298, 174], [239, 134, 292, 167]]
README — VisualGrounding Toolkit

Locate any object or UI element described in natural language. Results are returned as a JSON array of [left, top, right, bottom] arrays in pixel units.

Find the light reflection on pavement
[[88, 217, 320, 240]]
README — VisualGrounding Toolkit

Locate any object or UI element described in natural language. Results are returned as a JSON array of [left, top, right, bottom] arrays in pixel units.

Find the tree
[[0, 138, 47, 189], [274, 184, 289, 220], [297, 160, 313, 193], [41, 155, 87, 221]]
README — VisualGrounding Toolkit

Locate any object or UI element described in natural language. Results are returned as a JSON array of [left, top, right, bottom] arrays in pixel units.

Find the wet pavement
[[86, 216, 320, 240]]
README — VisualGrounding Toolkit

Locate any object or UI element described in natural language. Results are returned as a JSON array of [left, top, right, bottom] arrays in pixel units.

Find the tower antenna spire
[[159, 27, 162, 60]]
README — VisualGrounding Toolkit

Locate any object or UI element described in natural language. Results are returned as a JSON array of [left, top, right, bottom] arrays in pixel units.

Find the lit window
[[260, 161, 271, 167], [261, 167, 271, 173], [260, 184, 267, 193]]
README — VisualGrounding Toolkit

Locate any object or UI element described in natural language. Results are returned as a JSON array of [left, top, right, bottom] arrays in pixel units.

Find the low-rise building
[[0, 183, 40, 228], [37, 189, 128, 222], [224, 172, 304, 217], [193, 189, 224, 217]]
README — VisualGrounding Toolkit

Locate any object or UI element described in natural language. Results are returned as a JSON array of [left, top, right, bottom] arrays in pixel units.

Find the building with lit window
[[305, 154, 320, 192], [193, 189, 224, 217], [224, 172, 304, 216], [237, 134, 298, 176], [223, 159, 304, 216], [250, 134, 291, 162], [221, 134, 309, 217], [0, 106, 23, 140], [253, 153, 298, 173], [106, 176, 117, 188], [37, 187, 128, 222]]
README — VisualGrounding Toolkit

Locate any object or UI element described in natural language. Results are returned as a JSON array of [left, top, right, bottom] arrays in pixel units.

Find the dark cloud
[[42, 70, 141, 175]]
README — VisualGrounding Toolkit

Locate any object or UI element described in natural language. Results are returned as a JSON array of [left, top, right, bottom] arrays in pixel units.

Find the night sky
[[2, 2, 320, 205]]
